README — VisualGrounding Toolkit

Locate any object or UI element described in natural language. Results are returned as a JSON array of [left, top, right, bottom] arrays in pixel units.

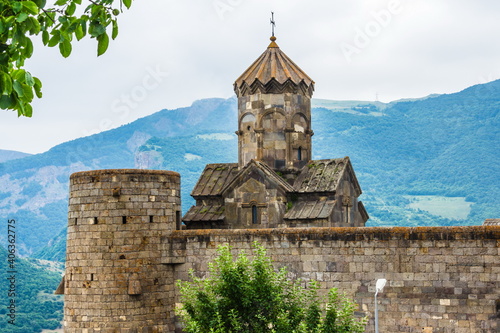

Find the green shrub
[[177, 242, 366, 333]]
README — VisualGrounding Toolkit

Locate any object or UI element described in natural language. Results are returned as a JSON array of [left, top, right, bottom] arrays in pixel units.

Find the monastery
[[58, 34, 500, 333]]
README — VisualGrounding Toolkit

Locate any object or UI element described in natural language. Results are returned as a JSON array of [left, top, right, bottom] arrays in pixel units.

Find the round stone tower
[[234, 36, 315, 174], [63, 169, 181, 332]]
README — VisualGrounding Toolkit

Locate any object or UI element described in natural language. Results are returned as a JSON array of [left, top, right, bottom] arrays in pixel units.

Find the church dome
[[234, 36, 315, 98]]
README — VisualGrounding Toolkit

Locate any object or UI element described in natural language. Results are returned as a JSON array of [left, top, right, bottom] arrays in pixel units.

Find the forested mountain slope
[[0, 80, 498, 260]]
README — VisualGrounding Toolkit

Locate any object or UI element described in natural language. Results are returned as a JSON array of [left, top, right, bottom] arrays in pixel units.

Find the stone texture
[[168, 226, 500, 333], [64, 169, 181, 333]]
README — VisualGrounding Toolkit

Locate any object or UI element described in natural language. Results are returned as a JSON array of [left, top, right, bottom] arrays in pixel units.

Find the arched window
[[252, 205, 258, 224], [298, 147, 302, 161], [240, 113, 256, 132]]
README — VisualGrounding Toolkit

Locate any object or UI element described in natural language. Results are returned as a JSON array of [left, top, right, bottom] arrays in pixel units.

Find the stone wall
[[65, 169, 181, 333], [64, 169, 499, 333], [236, 92, 312, 170], [166, 226, 500, 333]]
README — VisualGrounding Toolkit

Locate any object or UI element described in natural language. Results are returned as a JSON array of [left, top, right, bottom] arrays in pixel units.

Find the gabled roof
[[293, 157, 361, 195], [358, 201, 369, 223], [190, 163, 239, 197], [221, 159, 294, 196], [183, 205, 225, 222], [234, 37, 315, 98], [284, 199, 336, 220], [483, 219, 500, 226]]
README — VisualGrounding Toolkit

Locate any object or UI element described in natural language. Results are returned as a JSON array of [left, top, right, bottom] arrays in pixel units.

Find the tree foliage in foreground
[[0, 0, 133, 117], [177, 243, 366, 333]]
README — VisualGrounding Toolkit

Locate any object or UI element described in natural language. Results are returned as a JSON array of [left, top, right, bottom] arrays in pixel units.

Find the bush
[[177, 242, 366, 333]]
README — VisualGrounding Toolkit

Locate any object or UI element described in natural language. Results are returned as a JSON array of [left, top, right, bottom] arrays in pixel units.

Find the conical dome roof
[[234, 37, 315, 98]]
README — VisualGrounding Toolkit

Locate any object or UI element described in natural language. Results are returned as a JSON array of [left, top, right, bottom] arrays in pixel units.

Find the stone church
[[59, 34, 499, 333], [183, 36, 369, 229]]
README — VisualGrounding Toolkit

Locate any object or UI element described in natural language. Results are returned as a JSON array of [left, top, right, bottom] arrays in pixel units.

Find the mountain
[[0, 149, 32, 163], [0, 98, 237, 256], [0, 246, 63, 332], [0, 80, 499, 259]]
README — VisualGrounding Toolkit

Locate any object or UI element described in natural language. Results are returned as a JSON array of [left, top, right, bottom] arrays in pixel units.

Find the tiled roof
[[293, 158, 349, 193], [254, 160, 295, 192], [234, 37, 315, 98], [483, 219, 500, 226], [284, 199, 336, 220], [183, 205, 225, 222], [190, 163, 239, 197], [222, 159, 295, 195]]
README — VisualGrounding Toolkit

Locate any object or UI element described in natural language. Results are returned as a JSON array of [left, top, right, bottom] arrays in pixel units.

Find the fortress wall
[[65, 169, 181, 333], [167, 226, 500, 333]]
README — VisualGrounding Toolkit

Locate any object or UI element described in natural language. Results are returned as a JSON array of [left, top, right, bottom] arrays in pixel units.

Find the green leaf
[[0, 72, 13, 95], [16, 12, 29, 23], [75, 22, 84, 40], [22, 83, 34, 101], [25, 72, 35, 87], [42, 30, 49, 45], [24, 103, 33, 117], [89, 21, 105, 37], [66, 2, 76, 15], [16, 100, 25, 116], [97, 32, 109, 56], [11, 70, 25, 82], [43, 10, 56, 27], [122, 0, 132, 9], [54, 0, 68, 6], [0, 94, 15, 109], [33, 77, 42, 98], [22, 1, 39, 15], [25, 38, 34, 58], [13, 81, 24, 97], [47, 31, 60, 47], [58, 15, 68, 25], [27, 17, 41, 34], [59, 39, 72, 58], [12, 2, 22, 13], [111, 20, 118, 39], [33, 0, 47, 9], [66, 17, 79, 33]]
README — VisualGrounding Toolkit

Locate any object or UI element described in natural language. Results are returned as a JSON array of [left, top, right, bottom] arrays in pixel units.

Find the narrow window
[[122, 216, 127, 224], [252, 205, 258, 224], [149, 215, 154, 223], [298, 147, 302, 161], [90, 274, 94, 281]]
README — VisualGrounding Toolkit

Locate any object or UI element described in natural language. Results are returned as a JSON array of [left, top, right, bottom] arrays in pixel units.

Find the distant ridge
[[0, 149, 32, 163], [0, 80, 498, 260]]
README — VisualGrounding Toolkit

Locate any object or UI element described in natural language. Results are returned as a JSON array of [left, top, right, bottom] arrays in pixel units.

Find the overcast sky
[[2, 0, 499, 154]]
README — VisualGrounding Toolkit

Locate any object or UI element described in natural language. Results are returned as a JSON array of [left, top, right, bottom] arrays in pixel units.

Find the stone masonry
[[63, 169, 181, 332], [62, 168, 500, 332], [167, 226, 500, 333]]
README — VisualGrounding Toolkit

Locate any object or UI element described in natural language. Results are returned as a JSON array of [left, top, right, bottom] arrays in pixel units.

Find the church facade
[[183, 36, 368, 229]]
